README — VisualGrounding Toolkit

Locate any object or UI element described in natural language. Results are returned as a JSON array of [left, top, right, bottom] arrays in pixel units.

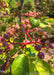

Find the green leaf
[[0, 53, 6, 62], [29, 58, 54, 75], [10, 38, 14, 43], [5, 8, 10, 14], [0, 60, 4, 64], [11, 54, 29, 75], [40, 23, 47, 28], [3, 18, 7, 23], [30, 18, 40, 28], [24, 0, 34, 7], [9, 0, 18, 9], [0, 26, 6, 32], [40, 23, 52, 34], [10, 44, 19, 56], [51, 0, 54, 1], [29, 59, 36, 73], [45, 18, 54, 23], [23, 45, 38, 57], [3, 0, 9, 7]]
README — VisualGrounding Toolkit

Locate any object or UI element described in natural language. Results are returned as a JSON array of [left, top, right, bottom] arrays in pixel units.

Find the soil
[[42, 48, 54, 68]]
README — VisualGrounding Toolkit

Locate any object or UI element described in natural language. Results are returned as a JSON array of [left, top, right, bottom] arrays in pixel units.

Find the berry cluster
[[0, 33, 14, 53], [21, 19, 31, 29], [21, 11, 41, 18], [34, 44, 44, 59], [0, 18, 54, 59], [0, 24, 20, 54], [45, 40, 54, 49]]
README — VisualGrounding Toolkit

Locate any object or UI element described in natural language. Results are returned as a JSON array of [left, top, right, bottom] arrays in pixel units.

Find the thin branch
[[25, 33, 27, 43], [11, 42, 25, 45], [26, 32, 33, 42]]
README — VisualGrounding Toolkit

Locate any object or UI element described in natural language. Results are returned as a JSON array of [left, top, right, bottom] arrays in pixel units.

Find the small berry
[[11, 28, 15, 32], [22, 24, 26, 28], [27, 24, 31, 28], [15, 29, 19, 33], [46, 40, 50, 45], [1, 38, 5, 42], [35, 45, 41, 51], [12, 25, 15, 28], [8, 30, 13, 35], [8, 44, 14, 50], [34, 28, 38, 31], [38, 52, 44, 59], [43, 32, 47, 37], [25, 20, 29, 23], [3, 41, 8, 47], [21, 20, 25, 24], [15, 24, 19, 29], [49, 43, 54, 49], [4, 34, 10, 39], [6, 27, 10, 31]]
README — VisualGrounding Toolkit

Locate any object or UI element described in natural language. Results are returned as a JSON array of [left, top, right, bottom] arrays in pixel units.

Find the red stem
[[25, 34, 27, 43], [36, 36, 40, 41], [26, 41, 35, 45], [27, 29, 34, 32], [26, 32, 33, 42], [11, 42, 35, 45]]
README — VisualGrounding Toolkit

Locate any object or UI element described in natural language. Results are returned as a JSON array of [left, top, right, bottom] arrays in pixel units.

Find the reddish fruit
[[21, 20, 25, 24], [43, 31, 47, 37], [8, 30, 13, 35], [22, 24, 26, 28], [12, 25, 15, 28], [25, 20, 29, 23], [15, 24, 19, 29], [49, 43, 54, 49], [8, 44, 14, 50], [34, 28, 38, 31], [29, 11, 33, 14], [28, 14, 32, 17], [6, 27, 10, 31], [27, 24, 31, 28], [11, 28, 15, 32]]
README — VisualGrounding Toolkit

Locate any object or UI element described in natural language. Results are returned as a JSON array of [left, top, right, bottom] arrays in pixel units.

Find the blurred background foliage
[[0, 0, 54, 33], [0, 0, 54, 16]]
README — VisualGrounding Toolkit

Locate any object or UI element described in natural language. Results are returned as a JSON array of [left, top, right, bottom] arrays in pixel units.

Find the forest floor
[[42, 48, 54, 68]]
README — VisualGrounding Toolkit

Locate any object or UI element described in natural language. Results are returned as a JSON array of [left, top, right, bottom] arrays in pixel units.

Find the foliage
[[11, 54, 29, 75], [36, 0, 54, 16], [0, 0, 54, 75]]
